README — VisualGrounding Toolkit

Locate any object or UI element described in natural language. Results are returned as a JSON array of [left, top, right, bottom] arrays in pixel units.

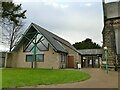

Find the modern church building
[[6, 23, 81, 69], [1, 0, 120, 70]]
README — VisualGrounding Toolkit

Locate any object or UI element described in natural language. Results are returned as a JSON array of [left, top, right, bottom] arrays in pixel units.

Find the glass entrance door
[[82, 56, 100, 68]]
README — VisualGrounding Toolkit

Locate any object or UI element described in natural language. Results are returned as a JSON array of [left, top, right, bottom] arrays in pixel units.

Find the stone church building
[[102, 0, 120, 68]]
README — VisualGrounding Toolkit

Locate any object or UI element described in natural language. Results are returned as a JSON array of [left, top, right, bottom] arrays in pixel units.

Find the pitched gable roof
[[13, 23, 79, 54]]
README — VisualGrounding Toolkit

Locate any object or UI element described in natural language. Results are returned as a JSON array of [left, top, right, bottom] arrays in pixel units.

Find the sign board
[[78, 64, 81, 69]]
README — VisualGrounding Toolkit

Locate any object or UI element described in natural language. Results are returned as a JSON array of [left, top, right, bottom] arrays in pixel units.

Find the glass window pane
[[26, 55, 34, 62], [37, 42, 47, 51], [41, 36, 45, 41], [31, 46, 39, 53], [36, 54, 44, 62], [36, 34, 43, 42], [42, 39, 48, 48], [61, 54, 66, 62], [33, 39, 35, 43], [25, 43, 34, 52]]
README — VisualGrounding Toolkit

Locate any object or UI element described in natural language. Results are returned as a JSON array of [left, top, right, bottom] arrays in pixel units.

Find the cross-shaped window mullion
[[29, 45, 35, 52], [25, 38, 35, 51], [24, 33, 37, 51], [36, 36, 44, 44], [36, 46, 41, 51], [41, 41, 48, 49]]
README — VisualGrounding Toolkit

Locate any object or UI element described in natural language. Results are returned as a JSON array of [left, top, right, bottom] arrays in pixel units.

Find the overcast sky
[[0, 0, 118, 51]]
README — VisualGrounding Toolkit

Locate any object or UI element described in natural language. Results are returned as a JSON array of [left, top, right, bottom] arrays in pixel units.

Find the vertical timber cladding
[[102, 1, 120, 66]]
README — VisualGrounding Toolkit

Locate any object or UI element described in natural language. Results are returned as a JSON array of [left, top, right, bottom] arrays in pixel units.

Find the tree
[[73, 38, 101, 49], [0, 2, 26, 51]]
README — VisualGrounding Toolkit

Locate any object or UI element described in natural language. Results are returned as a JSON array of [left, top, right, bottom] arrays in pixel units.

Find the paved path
[[22, 68, 118, 88]]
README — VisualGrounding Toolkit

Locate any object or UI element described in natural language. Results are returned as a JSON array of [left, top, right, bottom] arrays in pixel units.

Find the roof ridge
[[32, 23, 78, 53], [32, 23, 70, 43]]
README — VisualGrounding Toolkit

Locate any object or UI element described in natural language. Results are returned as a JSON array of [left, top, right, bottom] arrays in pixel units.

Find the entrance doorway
[[67, 56, 74, 68], [82, 56, 100, 68]]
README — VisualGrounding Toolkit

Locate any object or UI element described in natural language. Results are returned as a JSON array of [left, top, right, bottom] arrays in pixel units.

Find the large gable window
[[24, 33, 49, 52]]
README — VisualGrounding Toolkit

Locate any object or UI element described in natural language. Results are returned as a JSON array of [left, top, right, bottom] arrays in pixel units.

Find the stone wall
[[117, 54, 120, 65], [6, 45, 60, 69], [36, 45, 60, 69], [6, 42, 81, 69], [102, 20, 116, 65], [62, 44, 81, 68], [114, 19, 120, 54], [102, 1, 120, 67]]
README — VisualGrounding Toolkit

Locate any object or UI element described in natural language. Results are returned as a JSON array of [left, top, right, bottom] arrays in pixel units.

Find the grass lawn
[[2, 68, 91, 88]]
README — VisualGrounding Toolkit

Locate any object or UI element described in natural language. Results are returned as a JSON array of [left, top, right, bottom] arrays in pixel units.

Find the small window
[[26, 54, 44, 62], [26, 55, 34, 62], [36, 54, 44, 62], [61, 54, 66, 62]]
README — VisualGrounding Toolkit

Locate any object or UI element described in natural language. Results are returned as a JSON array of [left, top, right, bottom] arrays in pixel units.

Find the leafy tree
[[73, 38, 101, 49], [0, 2, 27, 51]]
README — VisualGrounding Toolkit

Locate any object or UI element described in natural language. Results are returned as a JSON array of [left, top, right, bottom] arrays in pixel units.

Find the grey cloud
[[17, 1, 103, 46]]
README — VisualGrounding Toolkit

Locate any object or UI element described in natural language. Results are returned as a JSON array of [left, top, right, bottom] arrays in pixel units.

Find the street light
[[104, 46, 108, 74]]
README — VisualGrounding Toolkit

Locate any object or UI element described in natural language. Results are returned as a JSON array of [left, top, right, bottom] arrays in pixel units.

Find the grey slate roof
[[13, 23, 79, 54], [78, 49, 103, 55]]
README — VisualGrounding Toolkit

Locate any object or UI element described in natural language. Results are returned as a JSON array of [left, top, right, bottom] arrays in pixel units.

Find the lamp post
[[104, 46, 108, 74]]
